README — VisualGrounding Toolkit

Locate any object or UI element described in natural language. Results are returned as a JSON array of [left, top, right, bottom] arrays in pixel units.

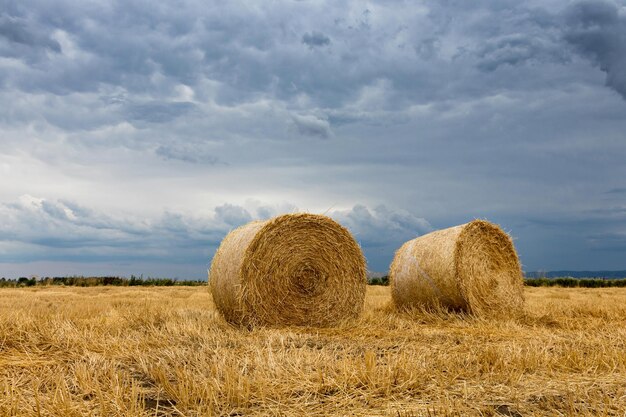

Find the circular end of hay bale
[[455, 220, 524, 315], [210, 213, 367, 326]]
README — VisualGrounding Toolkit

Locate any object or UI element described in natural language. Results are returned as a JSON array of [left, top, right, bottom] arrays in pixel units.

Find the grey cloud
[[0, 0, 557, 107], [415, 37, 440, 60], [565, 0, 619, 26], [331, 205, 432, 270], [564, 0, 626, 99], [1, 198, 135, 252], [588, 231, 626, 250], [606, 187, 626, 194], [55, 199, 92, 218], [291, 114, 331, 138], [256, 206, 275, 220], [476, 35, 568, 72], [214, 204, 252, 227], [0, 0, 613, 112], [127, 101, 196, 124], [0, 195, 435, 275], [0, 196, 252, 265], [0, 13, 61, 52], [40, 200, 73, 220], [302, 31, 331, 48], [155, 145, 220, 165], [333, 204, 432, 248], [249, 202, 299, 220]]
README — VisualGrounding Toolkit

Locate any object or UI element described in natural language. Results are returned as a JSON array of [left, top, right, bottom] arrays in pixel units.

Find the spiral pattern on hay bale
[[209, 213, 367, 326], [390, 220, 524, 315]]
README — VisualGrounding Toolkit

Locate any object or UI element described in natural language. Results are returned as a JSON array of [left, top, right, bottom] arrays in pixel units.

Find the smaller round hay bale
[[209, 213, 367, 327], [390, 220, 524, 315]]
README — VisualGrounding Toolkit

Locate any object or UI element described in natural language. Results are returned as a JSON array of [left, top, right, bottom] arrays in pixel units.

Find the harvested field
[[0, 286, 625, 416]]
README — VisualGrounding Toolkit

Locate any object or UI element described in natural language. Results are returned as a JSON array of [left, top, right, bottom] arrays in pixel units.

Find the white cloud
[[332, 204, 432, 247], [291, 114, 331, 138], [0, 195, 437, 276]]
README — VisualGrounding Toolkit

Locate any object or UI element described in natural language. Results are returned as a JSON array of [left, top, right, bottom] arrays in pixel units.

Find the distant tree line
[[525, 270, 626, 279], [368, 276, 389, 285], [524, 277, 626, 288], [1, 275, 624, 288], [0, 276, 207, 288], [367, 276, 626, 288]]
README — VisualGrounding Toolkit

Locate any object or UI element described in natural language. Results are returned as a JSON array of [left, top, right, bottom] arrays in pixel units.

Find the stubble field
[[0, 285, 625, 416]]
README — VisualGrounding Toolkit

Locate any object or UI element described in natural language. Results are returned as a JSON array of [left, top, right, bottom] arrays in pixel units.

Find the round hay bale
[[390, 220, 524, 315], [209, 213, 367, 326]]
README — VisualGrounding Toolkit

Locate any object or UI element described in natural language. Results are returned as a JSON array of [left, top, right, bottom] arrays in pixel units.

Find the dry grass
[[0, 286, 625, 416]]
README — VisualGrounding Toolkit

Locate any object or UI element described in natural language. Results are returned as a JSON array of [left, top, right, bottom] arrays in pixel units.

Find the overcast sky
[[1, 0, 625, 279]]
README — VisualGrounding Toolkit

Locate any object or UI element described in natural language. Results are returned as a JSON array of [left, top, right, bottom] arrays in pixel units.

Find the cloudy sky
[[1, 0, 625, 279]]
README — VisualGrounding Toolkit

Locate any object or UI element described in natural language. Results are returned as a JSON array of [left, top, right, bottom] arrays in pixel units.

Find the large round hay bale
[[209, 213, 367, 326], [390, 220, 524, 315]]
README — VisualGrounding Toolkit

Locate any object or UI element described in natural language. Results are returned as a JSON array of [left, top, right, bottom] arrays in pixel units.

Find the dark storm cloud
[[588, 232, 626, 250], [128, 101, 196, 124], [507, 201, 626, 270], [0, 0, 621, 108], [0, 13, 61, 53], [0, 0, 563, 106], [564, 0, 626, 99], [302, 31, 331, 48], [475, 35, 569, 72]]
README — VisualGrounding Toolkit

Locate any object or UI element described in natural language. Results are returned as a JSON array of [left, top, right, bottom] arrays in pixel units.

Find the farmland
[[0, 286, 625, 416]]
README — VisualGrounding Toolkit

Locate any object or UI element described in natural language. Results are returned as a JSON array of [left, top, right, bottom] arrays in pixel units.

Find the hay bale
[[209, 213, 367, 326], [390, 220, 524, 315]]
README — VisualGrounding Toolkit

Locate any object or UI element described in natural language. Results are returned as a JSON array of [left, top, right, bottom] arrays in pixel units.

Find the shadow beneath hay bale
[[495, 404, 523, 417], [142, 397, 178, 415], [393, 302, 474, 323]]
